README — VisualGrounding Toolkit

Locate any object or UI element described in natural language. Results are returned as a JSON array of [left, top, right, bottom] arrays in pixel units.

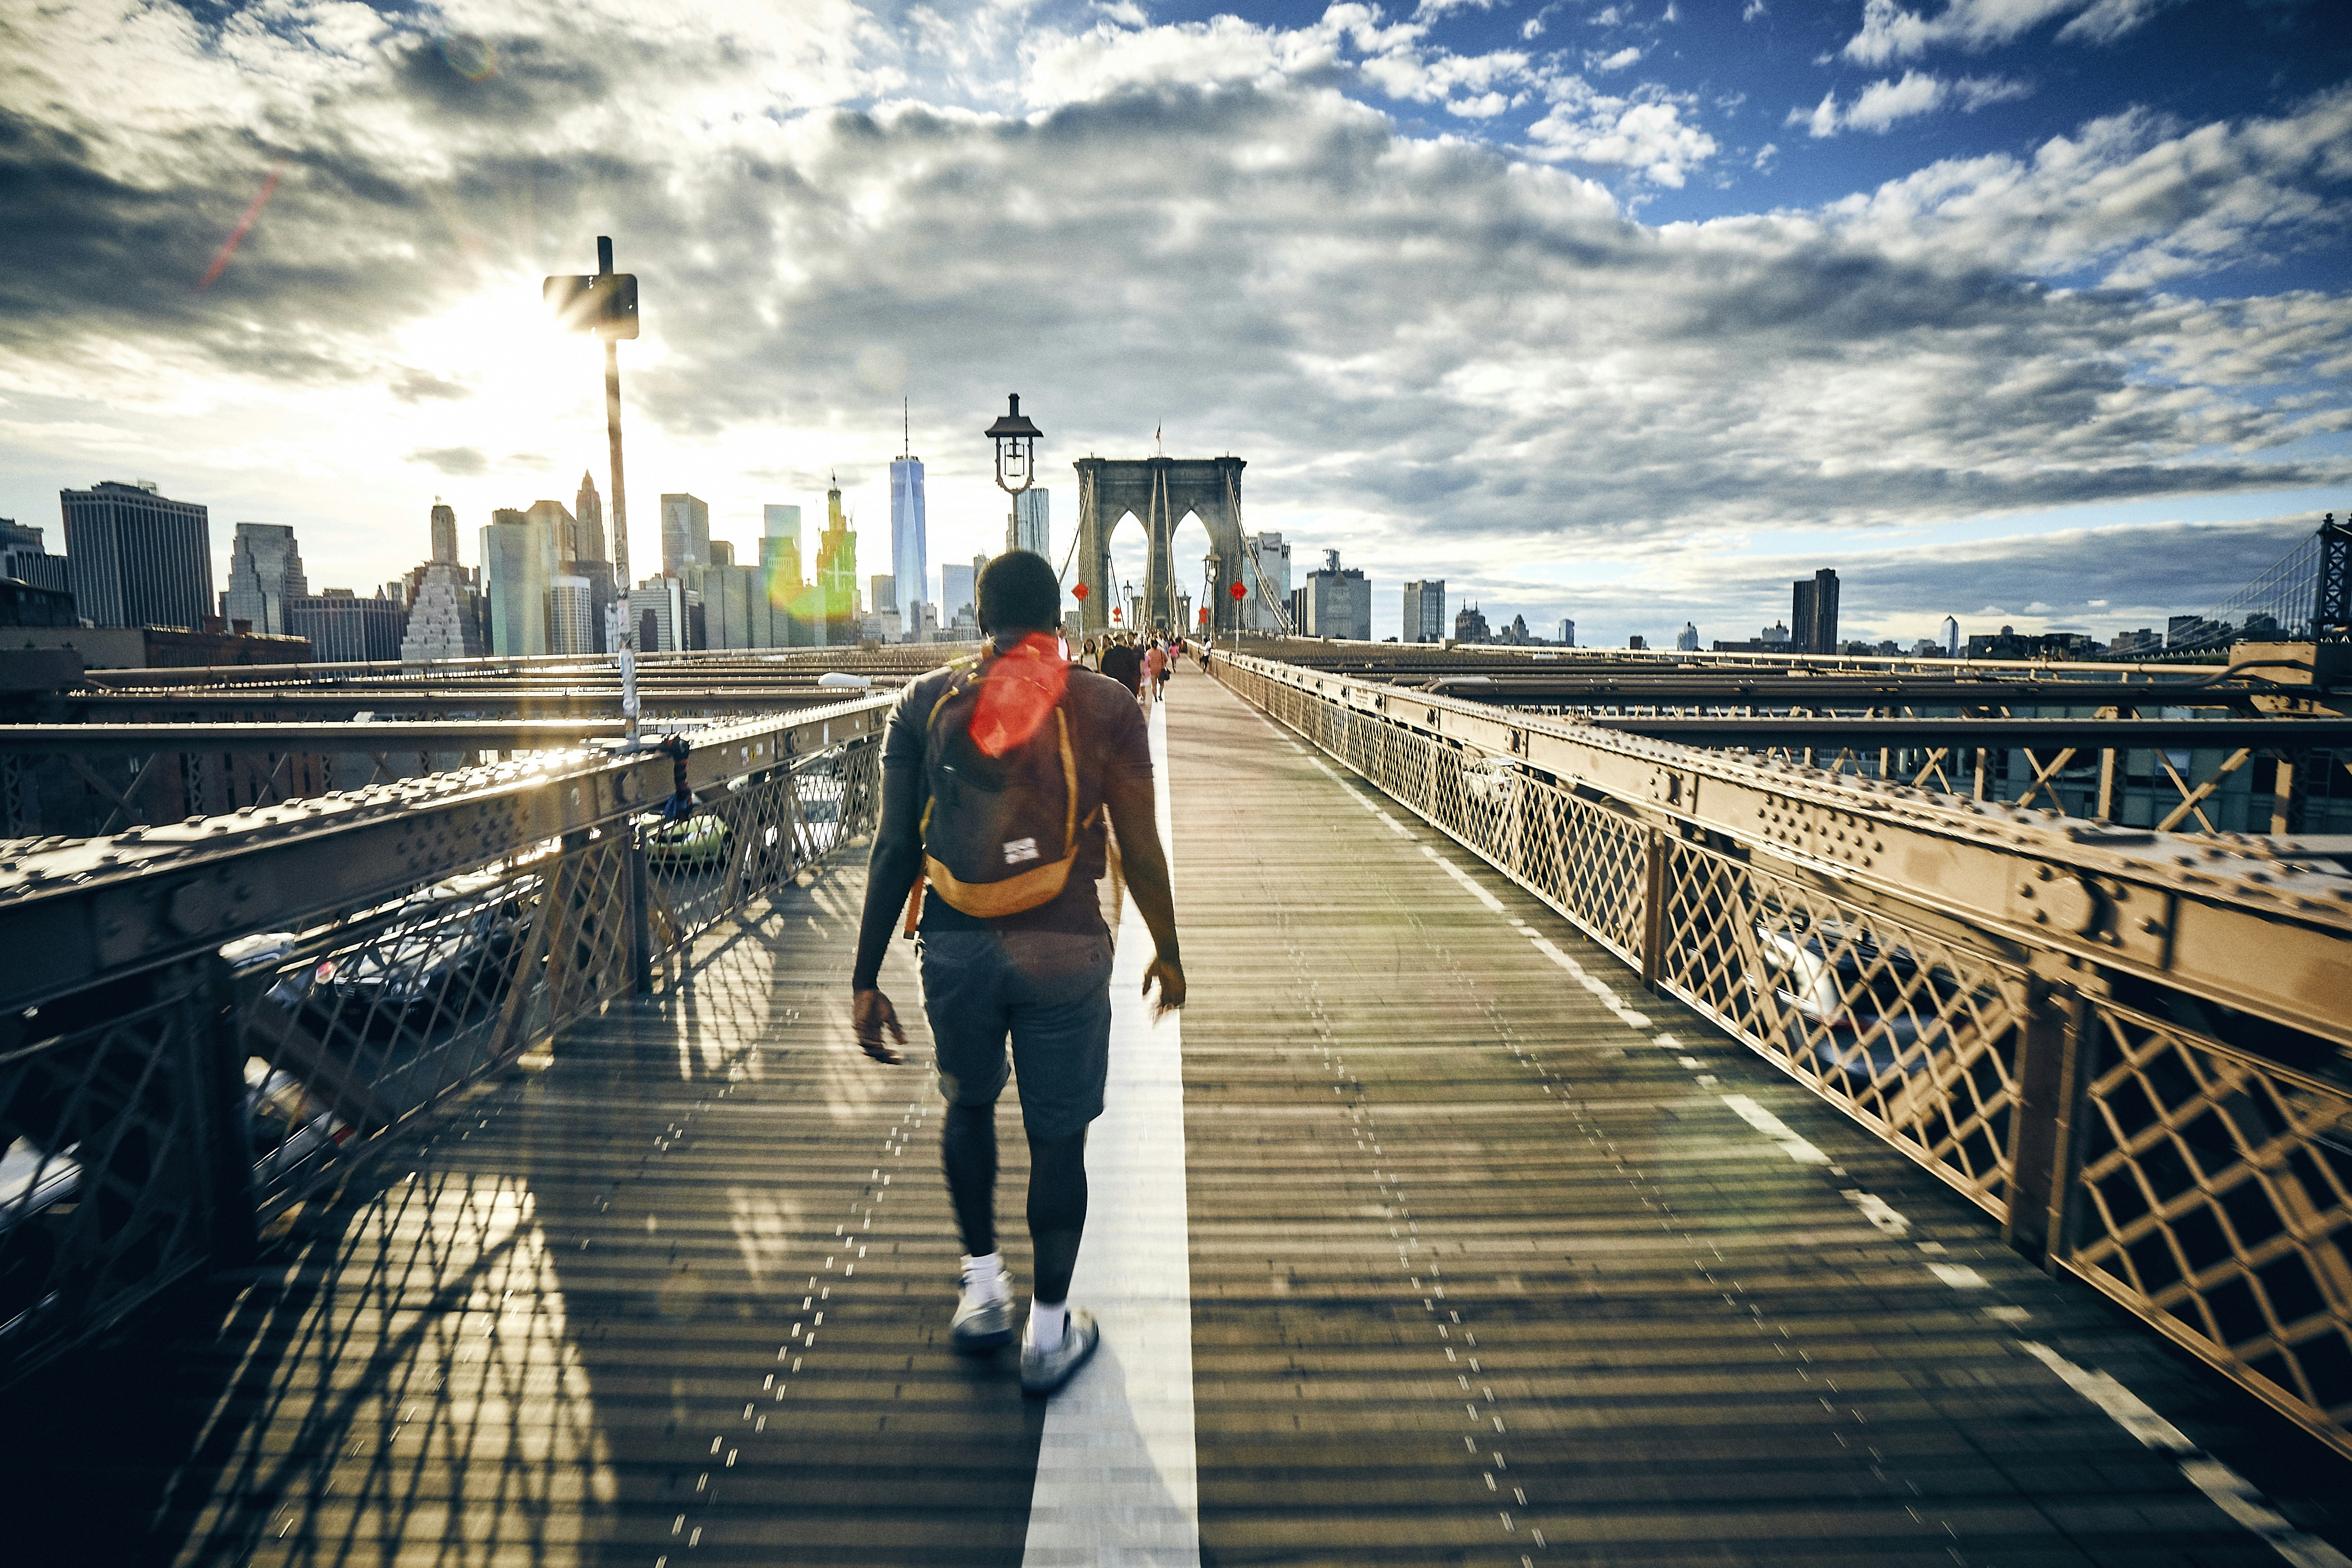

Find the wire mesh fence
[[0, 731, 882, 1384], [1211, 648, 2352, 1457]]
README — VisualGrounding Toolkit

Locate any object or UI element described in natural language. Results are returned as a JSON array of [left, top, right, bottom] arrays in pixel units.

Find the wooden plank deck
[[0, 662, 2344, 1567]]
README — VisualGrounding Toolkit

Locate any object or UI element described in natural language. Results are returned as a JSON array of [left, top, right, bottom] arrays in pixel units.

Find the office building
[[1014, 488, 1049, 557], [1, 519, 71, 596], [60, 479, 212, 630], [1940, 614, 1960, 657], [763, 505, 802, 585], [574, 472, 607, 562], [1676, 622, 1700, 652], [1791, 568, 1840, 655], [870, 575, 895, 626], [0, 577, 76, 627], [941, 561, 977, 632], [660, 493, 711, 577], [402, 563, 485, 660], [1304, 549, 1371, 641], [710, 539, 734, 569], [1455, 603, 1491, 642], [1289, 586, 1307, 636], [287, 587, 406, 663], [481, 511, 553, 656], [891, 452, 927, 620], [1402, 579, 1445, 644], [548, 575, 595, 654], [1241, 532, 1291, 632], [525, 498, 578, 564], [222, 522, 307, 636], [1556, 618, 1575, 647]]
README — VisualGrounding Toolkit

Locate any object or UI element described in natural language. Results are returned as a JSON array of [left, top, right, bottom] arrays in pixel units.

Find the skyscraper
[[1304, 550, 1371, 640], [941, 561, 977, 632], [1402, 580, 1445, 643], [1014, 488, 1049, 557], [548, 575, 595, 654], [1791, 568, 1840, 655], [1556, 618, 1576, 647], [0, 519, 69, 597], [222, 522, 308, 636], [1242, 531, 1291, 632], [482, 510, 553, 656], [429, 499, 459, 565], [815, 477, 857, 645], [60, 479, 212, 630], [1676, 622, 1700, 652], [660, 493, 711, 577], [891, 451, 927, 621], [574, 472, 607, 562], [1940, 614, 1960, 658]]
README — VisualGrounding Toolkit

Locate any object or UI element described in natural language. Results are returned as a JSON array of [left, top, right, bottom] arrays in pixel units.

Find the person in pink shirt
[[1142, 640, 1168, 703]]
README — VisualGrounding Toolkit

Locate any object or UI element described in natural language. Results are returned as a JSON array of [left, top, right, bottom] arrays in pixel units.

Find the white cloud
[[0, 0, 2344, 627], [1797, 70, 2030, 135], [1527, 77, 1717, 185], [1842, 0, 2181, 64], [1751, 140, 1778, 171], [1742, 0, 1767, 18], [1093, 1, 1150, 27], [1595, 45, 1643, 70]]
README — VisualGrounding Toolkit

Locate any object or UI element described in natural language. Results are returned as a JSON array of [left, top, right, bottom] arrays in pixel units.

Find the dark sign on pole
[[542, 272, 640, 339]]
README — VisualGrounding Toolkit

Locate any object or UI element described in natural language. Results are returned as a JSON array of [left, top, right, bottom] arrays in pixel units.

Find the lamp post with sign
[[545, 237, 643, 745]]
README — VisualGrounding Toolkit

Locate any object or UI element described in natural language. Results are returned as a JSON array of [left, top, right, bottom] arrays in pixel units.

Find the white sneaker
[[950, 1265, 1016, 1353], [1020, 1305, 1100, 1395]]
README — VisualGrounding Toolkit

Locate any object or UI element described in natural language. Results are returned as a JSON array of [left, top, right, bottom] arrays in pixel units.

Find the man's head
[[977, 549, 1060, 636]]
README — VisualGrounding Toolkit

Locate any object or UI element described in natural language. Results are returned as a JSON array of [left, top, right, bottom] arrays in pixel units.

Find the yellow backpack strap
[[1055, 708, 1078, 852]]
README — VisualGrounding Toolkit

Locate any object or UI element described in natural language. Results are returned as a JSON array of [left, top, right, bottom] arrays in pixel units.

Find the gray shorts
[[918, 927, 1115, 1142]]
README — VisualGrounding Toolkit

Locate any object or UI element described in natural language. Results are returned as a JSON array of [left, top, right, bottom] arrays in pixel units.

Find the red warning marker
[[1229, 581, 1247, 601], [1072, 582, 1090, 601]]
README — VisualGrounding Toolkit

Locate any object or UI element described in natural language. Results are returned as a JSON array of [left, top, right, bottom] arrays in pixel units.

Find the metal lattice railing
[[2064, 998, 2352, 1436], [0, 732, 883, 1382], [1210, 647, 2352, 1458], [1651, 837, 2026, 1216]]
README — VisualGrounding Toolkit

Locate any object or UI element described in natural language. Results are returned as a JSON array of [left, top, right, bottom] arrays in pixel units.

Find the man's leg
[[1000, 929, 1114, 1363], [942, 1100, 998, 1256], [1025, 1127, 1088, 1342], [920, 931, 1018, 1351]]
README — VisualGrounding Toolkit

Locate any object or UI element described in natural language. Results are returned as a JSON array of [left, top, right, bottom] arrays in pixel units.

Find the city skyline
[[2, 2, 2346, 647]]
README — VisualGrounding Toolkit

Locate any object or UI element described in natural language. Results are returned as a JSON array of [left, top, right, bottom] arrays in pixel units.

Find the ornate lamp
[[984, 393, 1043, 553]]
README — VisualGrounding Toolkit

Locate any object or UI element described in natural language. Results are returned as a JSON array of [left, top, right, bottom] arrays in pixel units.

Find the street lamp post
[[984, 393, 1043, 558], [545, 236, 642, 746]]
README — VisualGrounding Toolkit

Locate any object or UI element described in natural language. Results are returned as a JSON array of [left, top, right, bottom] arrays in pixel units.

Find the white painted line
[[1720, 1095, 1832, 1164], [1525, 936, 1652, 1029], [1924, 1262, 1988, 1290], [1421, 843, 1508, 913], [2017, 1341, 2351, 1568], [1840, 1189, 1910, 1236], [1023, 695, 1200, 1568]]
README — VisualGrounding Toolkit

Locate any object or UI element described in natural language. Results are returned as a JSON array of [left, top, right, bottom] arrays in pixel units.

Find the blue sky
[[0, 0, 2346, 646]]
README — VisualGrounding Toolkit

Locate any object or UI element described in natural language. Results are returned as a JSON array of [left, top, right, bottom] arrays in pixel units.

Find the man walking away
[[1100, 636, 1142, 697], [849, 550, 1184, 1396]]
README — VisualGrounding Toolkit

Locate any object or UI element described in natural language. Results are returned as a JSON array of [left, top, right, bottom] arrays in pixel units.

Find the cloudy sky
[[2, 0, 2347, 646]]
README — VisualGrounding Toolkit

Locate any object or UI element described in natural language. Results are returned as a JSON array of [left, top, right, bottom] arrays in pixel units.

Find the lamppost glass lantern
[[984, 393, 1043, 497]]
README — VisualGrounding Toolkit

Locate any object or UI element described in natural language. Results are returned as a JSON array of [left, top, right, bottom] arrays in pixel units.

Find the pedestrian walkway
[[4, 662, 2348, 1568]]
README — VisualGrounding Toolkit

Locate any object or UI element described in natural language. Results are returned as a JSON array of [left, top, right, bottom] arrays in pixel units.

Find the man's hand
[[1142, 956, 1186, 1017], [852, 988, 906, 1063]]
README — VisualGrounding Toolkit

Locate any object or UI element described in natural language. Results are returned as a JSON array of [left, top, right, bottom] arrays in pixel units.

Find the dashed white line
[[1719, 1094, 1832, 1165], [2017, 1341, 2352, 1568]]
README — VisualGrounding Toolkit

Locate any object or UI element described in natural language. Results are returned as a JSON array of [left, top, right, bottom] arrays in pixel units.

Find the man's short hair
[[977, 550, 1061, 633]]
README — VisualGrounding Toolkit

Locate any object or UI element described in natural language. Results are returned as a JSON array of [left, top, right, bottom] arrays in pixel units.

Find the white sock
[[962, 1253, 1008, 1299], [1029, 1298, 1068, 1350]]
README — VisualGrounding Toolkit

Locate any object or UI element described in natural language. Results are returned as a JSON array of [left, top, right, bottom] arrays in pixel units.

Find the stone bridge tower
[[1073, 455, 1249, 638]]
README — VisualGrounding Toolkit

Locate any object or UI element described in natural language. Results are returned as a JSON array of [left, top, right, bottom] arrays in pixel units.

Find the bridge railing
[[1210, 648, 2352, 1458], [0, 696, 889, 1384]]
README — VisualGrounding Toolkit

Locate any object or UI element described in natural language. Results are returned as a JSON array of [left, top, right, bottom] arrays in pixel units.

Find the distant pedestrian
[[1100, 638, 1141, 696], [850, 549, 1184, 1396], [1144, 640, 1168, 702]]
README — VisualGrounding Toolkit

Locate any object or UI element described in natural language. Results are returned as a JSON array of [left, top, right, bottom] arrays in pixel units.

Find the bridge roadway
[[7, 663, 2350, 1567]]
